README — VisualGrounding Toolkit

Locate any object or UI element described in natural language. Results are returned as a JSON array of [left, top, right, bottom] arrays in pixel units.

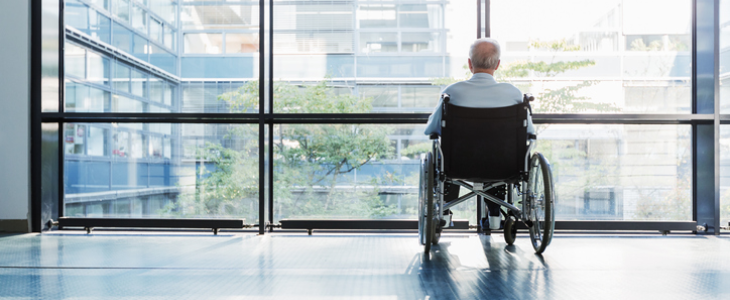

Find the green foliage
[[529, 39, 581, 52], [167, 78, 398, 220], [400, 143, 431, 159]]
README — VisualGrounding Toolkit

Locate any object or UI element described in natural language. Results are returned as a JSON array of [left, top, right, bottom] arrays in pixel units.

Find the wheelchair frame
[[419, 94, 556, 254]]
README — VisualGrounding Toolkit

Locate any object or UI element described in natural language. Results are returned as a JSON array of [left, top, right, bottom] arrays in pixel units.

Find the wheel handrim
[[527, 154, 552, 253], [418, 157, 426, 245]]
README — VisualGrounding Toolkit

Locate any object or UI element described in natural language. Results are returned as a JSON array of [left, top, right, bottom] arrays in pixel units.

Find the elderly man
[[424, 38, 535, 231]]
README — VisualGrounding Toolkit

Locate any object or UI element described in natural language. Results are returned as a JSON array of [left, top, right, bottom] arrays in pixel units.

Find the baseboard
[[0, 219, 29, 233]]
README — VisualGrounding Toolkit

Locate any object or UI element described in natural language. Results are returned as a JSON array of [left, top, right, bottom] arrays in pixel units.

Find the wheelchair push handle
[[523, 93, 535, 102]]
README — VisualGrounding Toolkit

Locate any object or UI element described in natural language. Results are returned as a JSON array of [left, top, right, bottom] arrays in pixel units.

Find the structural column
[[693, 0, 720, 235]]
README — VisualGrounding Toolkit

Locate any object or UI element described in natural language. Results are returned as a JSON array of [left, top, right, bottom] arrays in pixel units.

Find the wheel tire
[[525, 152, 555, 254], [504, 216, 517, 245], [418, 156, 427, 246], [420, 153, 435, 253]]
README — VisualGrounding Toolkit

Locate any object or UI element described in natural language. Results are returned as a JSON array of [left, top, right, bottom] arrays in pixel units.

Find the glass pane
[[133, 34, 148, 62], [401, 86, 441, 110], [721, 0, 730, 112], [273, 124, 455, 221], [90, 10, 112, 43], [65, 82, 107, 112], [399, 4, 442, 29], [112, 22, 133, 53], [131, 68, 147, 97], [64, 124, 106, 156], [150, 44, 176, 74], [359, 85, 398, 109], [66, 0, 89, 34], [184, 33, 223, 54], [87, 51, 110, 85], [42, 0, 60, 112], [150, 0, 176, 24], [181, 82, 258, 113], [225, 33, 259, 53], [150, 19, 163, 43], [64, 123, 260, 220], [492, 0, 692, 113], [132, 4, 147, 33], [358, 4, 396, 28], [149, 75, 163, 103], [359, 32, 398, 53], [111, 95, 145, 112], [65, 43, 86, 79], [182, 5, 258, 30], [163, 26, 174, 50], [87, 0, 109, 11], [402, 32, 439, 53], [113, 61, 131, 93], [114, 0, 130, 23], [274, 1, 471, 113], [539, 125, 691, 221]]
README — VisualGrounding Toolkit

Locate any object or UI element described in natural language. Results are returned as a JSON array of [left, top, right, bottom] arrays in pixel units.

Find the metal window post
[[692, 0, 720, 235]]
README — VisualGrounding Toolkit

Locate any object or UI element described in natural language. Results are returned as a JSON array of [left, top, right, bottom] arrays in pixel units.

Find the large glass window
[[56, 0, 703, 228], [64, 123, 260, 221], [492, 0, 692, 114]]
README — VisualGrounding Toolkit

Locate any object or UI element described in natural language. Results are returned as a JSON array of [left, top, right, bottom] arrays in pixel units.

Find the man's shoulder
[[494, 82, 523, 95], [441, 80, 470, 93]]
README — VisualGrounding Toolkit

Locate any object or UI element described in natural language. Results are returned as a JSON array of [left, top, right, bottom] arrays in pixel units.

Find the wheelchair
[[418, 93, 555, 254]]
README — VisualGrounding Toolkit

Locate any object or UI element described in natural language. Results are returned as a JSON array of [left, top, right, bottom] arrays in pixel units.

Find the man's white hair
[[469, 38, 501, 70]]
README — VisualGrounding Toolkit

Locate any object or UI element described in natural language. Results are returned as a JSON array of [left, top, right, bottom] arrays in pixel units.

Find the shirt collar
[[469, 72, 497, 83]]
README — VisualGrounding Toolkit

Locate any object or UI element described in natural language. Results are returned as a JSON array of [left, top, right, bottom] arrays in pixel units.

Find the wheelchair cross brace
[[442, 180, 522, 215]]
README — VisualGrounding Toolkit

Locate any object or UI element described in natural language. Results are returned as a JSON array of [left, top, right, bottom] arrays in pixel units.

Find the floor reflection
[[0, 233, 729, 299]]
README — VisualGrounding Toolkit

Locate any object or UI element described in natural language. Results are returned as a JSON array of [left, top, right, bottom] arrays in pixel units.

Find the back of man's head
[[469, 38, 501, 70]]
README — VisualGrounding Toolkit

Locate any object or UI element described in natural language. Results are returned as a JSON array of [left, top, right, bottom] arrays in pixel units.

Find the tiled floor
[[0, 231, 729, 299]]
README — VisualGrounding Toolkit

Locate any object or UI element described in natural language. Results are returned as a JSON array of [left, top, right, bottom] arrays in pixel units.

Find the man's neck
[[473, 69, 495, 76]]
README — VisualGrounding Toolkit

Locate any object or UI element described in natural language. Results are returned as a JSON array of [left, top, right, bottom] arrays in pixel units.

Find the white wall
[[0, 0, 30, 221]]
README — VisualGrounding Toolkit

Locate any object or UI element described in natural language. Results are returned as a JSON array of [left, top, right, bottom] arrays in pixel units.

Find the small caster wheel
[[432, 231, 441, 245], [504, 217, 517, 245]]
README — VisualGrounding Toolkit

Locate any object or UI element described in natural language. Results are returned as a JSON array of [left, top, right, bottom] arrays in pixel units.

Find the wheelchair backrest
[[440, 95, 530, 182]]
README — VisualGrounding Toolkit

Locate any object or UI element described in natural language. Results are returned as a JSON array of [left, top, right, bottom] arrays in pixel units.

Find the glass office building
[[59, 0, 724, 226]]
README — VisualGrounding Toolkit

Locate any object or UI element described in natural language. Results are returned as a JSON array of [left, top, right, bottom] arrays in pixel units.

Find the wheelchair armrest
[[429, 133, 440, 140], [528, 134, 537, 140]]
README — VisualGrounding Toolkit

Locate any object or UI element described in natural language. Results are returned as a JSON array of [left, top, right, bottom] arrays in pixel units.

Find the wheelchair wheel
[[504, 216, 517, 246], [525, 153, 555, 254], [418, 153, 436, 252]]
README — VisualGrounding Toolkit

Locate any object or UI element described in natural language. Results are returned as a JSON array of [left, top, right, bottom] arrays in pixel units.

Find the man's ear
[[468, 58, 473, 73], [495, 60, 500, 71]]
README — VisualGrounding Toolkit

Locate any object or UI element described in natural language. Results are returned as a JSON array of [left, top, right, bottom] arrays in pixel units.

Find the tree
[[163, 79, 398, 220]]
